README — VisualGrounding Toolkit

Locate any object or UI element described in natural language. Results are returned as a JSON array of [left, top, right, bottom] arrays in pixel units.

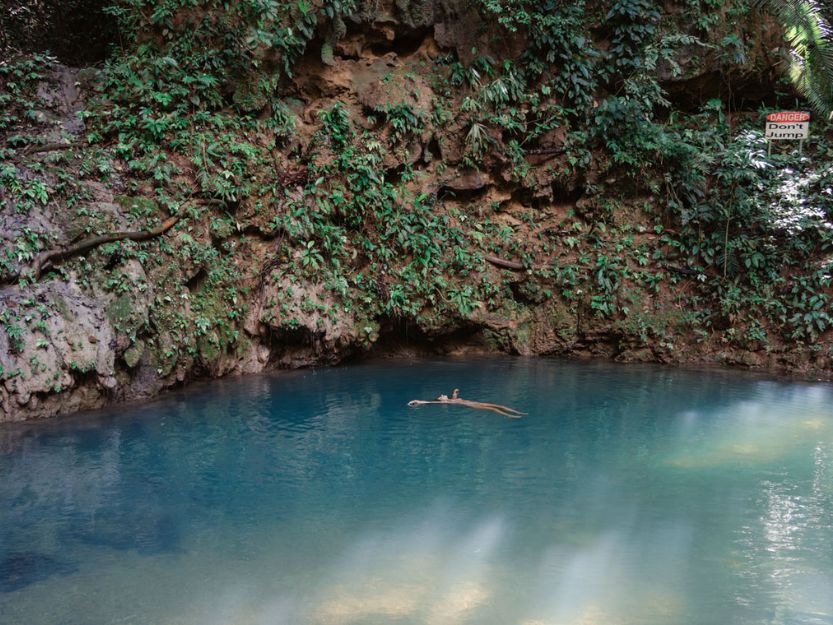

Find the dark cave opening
[[1, 0, 118, 65]]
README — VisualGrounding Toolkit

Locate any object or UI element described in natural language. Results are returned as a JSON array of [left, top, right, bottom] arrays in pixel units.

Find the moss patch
[[123, 340, 144, 368], [114, 195, 158, 220]]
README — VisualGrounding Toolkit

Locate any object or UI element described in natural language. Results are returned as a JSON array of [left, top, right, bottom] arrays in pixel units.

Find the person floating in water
[[409, 389, 525, 418]]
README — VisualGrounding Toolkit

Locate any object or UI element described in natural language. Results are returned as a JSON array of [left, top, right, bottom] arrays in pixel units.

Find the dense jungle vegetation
[[1, 0, 833, 419]]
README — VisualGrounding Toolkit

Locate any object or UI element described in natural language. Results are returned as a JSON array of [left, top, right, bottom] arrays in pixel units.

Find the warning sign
[[766, 111, 810, 122], [765, 111, 810, 140]]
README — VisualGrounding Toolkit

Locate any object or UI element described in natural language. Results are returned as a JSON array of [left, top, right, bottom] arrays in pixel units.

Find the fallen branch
[[526, 147, 566, 156], [33, 216, 180, 279], [483, 254, 525, 271]]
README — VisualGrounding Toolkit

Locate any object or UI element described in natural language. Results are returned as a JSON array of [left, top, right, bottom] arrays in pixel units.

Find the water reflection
[[0, 359, 832, 624], [664, 384, 833, 470], [307, 513, 502, 624]]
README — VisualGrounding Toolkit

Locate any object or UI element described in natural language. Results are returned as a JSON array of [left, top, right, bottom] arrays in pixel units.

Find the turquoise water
[[1, 358, 833, 625]]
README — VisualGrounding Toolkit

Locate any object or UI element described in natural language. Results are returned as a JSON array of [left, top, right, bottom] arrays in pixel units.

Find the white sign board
[[765, 111, 810, 140]]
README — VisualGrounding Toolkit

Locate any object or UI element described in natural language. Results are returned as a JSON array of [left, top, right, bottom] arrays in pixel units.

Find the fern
[[321, 40, 334, 66], [755, 0, 833, 119]]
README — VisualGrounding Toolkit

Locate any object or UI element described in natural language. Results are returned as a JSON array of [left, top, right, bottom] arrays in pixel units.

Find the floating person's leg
[[454, 400, 525, 418], [407, 398, 524, 418], [454, 399, 526, 417]]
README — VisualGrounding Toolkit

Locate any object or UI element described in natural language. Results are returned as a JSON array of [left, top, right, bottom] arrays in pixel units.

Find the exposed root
[[34, 216, 180, 279], [483, 255, 525, 271], [21, 142, 80, 155], [10, 216, 182, 283]]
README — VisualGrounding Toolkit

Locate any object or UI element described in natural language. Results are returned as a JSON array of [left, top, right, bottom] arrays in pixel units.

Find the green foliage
[[5, 0, 833, 382], [1, 0, 115, 64], [106, 0, 314, 78], [654, 102, 833, 345], [605, 0, 661, 72], [1, 309, 26, 354], [448, 285, 479, 317], [384, 103, 425, 145], [479, 0, 599, 109], [318, 102, 353, 148], [755, 0, 833, 119], [592, 97, 663, 169], [0, 53, 56, 131]]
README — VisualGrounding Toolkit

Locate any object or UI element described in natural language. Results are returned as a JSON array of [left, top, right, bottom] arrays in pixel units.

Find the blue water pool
[[1, 358, 832, 624]]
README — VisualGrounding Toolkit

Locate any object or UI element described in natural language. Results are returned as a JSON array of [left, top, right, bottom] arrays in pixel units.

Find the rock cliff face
[[1, 1, 831, 421]]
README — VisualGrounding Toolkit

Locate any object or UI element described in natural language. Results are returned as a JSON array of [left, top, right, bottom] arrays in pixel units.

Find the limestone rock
[[253, 272, 364, 368], [442, 170, 492, 192], [0, 281, 117, 421]]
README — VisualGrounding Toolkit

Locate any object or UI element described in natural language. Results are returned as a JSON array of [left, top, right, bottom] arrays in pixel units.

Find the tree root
[[483, 254, 525, 271], [22, 142, 80, 155], [33, 216, 180, 279], [1, 216, 183, 284]]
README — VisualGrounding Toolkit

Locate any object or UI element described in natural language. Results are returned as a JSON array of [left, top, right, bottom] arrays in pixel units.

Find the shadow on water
[[0, 552, 78, 593], [62, 509, 181, 556]]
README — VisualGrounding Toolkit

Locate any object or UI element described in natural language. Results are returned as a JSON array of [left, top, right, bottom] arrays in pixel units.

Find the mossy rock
[[146, 338, 177, 377], [511, 322, 531, 349], [106, 294, 143, 335], [481, 328, 510, 351], [114, 195, 158, 218], [106, 295, 132, 326], [123, 340, 144, 368], [209, 217, 235, 240], [76, 67, 102, 88], [355, 319, 380, 346], [395, 0, 433, 28], [197, 335, 220, 362], [49, 294, 73, 322], [548, 300, 577, 340], [353, 0, 380, 22], [233, 74, 271, 113], [234, 334, 252, 357]]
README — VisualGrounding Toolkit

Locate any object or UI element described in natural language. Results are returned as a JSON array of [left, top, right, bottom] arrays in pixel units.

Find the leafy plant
[[755, 0, 833, 119]]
